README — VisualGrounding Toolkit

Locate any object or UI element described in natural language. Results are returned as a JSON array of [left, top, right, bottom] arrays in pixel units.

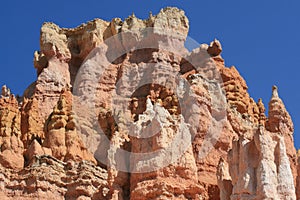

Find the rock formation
[[0, 7, 298, 200], [0, 90, 24, 170]]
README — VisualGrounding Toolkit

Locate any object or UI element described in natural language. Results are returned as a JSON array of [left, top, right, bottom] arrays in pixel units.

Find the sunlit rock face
[[0, 7, 298, 200]]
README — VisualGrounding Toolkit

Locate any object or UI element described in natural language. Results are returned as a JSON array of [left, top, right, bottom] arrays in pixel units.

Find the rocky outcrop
[[0, 88, 24, 169], [207, 39, 222, 57], [217, 87, 297, 200], [222, 126, 296, 200], [0, 6, 298, 200], [43, 89, 96, 164], [0, 155, 108, 199], [129, 99, 202, 199]]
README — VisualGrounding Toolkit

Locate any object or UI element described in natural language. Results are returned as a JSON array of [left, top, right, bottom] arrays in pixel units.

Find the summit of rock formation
[[0, 7, 298, 200]]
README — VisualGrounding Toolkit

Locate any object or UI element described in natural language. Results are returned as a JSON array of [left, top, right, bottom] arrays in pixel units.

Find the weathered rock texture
[[0, 7, 298, 200]]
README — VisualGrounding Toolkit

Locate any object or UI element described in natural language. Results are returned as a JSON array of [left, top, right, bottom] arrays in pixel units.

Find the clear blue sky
[[1, 1, 300, 148]]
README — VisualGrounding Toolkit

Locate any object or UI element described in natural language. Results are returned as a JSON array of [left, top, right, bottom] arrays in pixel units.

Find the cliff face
[[0, 7, 298, 200], [217, 87, 297, 200]]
